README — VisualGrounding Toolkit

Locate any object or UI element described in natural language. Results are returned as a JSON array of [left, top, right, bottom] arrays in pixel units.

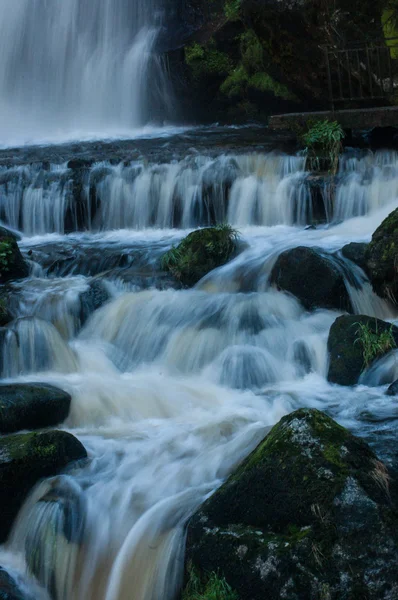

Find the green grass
[[354, 321, 396, 367], [183, 564, 238, 600], [300, 120, 344, 174]]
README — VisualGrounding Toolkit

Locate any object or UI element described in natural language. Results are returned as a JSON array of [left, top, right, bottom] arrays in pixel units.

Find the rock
[[0, 227, 21, 241], [0, 568, 32, 600], [366, 207, 398, 303], [341, 242, 368, 272], [0, 383, 72, 434], [270, 246, 351, 311], [185, 408, 398, 600], [0, 430, 86, 542], [327, 314, 398, 386], [161, 226, 238, 287], [0, 235, 29, 283], [79, 280, 110, 325], [386, 379, 398, 396]]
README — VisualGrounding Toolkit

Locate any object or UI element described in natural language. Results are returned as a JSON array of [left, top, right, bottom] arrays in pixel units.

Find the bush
[[301, 120, 344, 173]]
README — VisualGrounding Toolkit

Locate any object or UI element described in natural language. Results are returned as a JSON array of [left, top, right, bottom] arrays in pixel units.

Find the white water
[[0, 0, 173, 147], [1, 149, 398, 599]]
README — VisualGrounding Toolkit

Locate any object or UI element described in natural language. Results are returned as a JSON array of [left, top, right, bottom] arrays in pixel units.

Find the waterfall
[[0, 0, 172, 147]]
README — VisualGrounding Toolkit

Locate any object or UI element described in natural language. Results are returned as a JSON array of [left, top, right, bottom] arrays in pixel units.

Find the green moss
[[183, 563, 238, 600], [240, 30, 264, 73], [248, 72, 297, 100], [0, 238, 15, 276], [161, 224, 238, 287], [185, 41, 232, 81], [224, 0, 241, 21], [220, 65, 248, 97]]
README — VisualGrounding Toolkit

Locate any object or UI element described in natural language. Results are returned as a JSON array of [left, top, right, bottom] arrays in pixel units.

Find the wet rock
[[161, 226, 238, 287], [386, 379, 398, 396], [327, 315, 398, 386], [0, 227, 21, 241], [366, 207, 398, 304], [0, 235, 29, 284], [0, 430, 86, 542], [185, 408, 398, 600], [0, 568, 32, 600], [0, 383, 72, 434], [341, 242, 368, 272], [79, 280, 110, 325], [270, 246, 351, 311]]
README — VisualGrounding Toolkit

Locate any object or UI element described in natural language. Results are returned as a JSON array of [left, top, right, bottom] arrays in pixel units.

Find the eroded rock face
[[327, 314, 398, 386], [366, 207, 398, 303], [0, 430, 86, 542], [0, 383, 72, 434], [185, 409, 398, 600], [270, 246, 351, 312]]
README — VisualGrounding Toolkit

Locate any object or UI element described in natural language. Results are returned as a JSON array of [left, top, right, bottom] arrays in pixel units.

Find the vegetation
[[185, 42, 232, 81], [301, 120, 344, 173], [183, 563, 238, 600], [224, 0, 241, 21], [355, 320, 396, 367], [0, 238, 14, 277]]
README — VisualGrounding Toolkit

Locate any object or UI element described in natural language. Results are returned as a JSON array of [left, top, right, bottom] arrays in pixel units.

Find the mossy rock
[[0, 236, 29, 284], [342, 242, 369, 272], [270, 246, 351, 312], [366, 208, 398, 303], [185, 409, 398, 600], [0, 430, 86, 542], [161, 226, 238, 287], [0, 383, 72, 434], [327, 314, 398, 386]]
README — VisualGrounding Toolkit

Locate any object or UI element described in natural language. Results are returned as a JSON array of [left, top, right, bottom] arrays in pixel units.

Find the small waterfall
[[0, 0, 172, 146]]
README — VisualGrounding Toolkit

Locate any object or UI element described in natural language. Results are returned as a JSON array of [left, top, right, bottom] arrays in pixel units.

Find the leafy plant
[[354, 321, 396, 368], [183, 563, 238, 600], [0, 239, 14, 275], [224, 0, 241, 21], [301, 120, 344, 174]]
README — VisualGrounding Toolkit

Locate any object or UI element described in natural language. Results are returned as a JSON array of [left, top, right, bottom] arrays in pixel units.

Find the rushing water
[[1, 146, 398, 600], [0, 0, 173, 147]]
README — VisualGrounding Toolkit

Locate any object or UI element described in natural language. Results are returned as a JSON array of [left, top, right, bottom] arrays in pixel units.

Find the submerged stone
[[0, 383, 72, 434], [161, 226, 238, 287], [327, 314, 398, 386], [185, 408, 398, 600], [270, 246, 351, 312], [0, 430, 86, 542]]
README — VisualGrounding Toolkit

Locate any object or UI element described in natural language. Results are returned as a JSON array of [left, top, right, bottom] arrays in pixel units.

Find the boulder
[[327, 314, 398, 386], [341, 242, 368, 272], [79, 280, 110, 326], [0, 568, 32, 600], [0, 235, 29, 284], [0, 430, 86, 542], [366, 207, 398, 303], [270, 246, 351, 311], [0, 383, 72, 434], [161, 226, 238, 287], [185, 409, 398, 600]]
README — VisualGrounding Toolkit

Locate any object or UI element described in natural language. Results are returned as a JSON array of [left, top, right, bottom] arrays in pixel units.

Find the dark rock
[[0, 227, 21, 241], [366, 207, 398, 303], [342, 242, 369, 272], [327, 314, 398, 386], [79, 280, 110, 325], [0, 430, 86, 542], [270, 246, 351, 311], [161, 226, 238, 287], [0, 235, 29, 284], [386, 379, 398, 396], [0, 383, 72, 434], [0, 568, 32, 600], [185, 408, 398, 600]]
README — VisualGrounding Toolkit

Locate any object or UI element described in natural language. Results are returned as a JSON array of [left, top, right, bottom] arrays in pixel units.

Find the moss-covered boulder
[[0, 568, 32, 600], [0, 430, 86, 542], [161, 226, 238, 287], [0, 235, 29, 284], [185, 409, 398, 600], [0, 383, 72, 434], [366, 208, 398, 303], [270, 246, 351, 311], [327, 314, 398, 386]]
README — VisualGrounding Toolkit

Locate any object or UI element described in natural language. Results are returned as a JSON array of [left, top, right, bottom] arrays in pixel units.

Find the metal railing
[[325, 39, 398, 110]]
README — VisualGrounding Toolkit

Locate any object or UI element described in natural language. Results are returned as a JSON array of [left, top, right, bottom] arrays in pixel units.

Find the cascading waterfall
[[0, 0, 172, 147], [1, 141, 398, 600]]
